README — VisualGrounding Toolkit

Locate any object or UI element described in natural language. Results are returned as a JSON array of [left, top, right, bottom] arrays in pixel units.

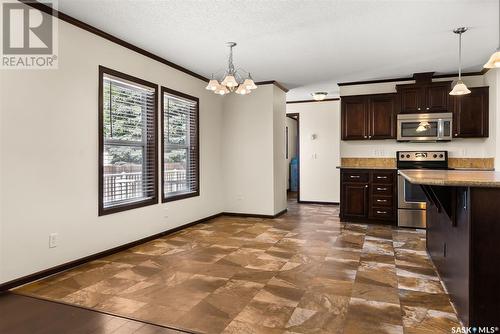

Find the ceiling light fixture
[[449, 27, 471, 96], [311, 92, 328, 101], [205, 42, 257, 96], [484, 3, 500, 68]]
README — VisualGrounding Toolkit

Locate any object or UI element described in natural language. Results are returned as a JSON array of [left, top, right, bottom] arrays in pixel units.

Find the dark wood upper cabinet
[[341, 96, 368, 140], [397, 81, 452, 113], [426, 83, 451, 112], [399, 86, 423, 113], [341, 94, 396, 140], [452, 86, 489, 138], [369, 94, 396, 139]]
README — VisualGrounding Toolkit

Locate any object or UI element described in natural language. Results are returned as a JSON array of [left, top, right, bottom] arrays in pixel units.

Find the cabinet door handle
[[377, 199, 388, 203], [365, 185, 368, 188], [463, 190, 467, 210], [376, 210, 387, 214], [364, 136, 367, 138], [376, 176, 388, 179], [418, 107, 421, 111], [376, 187, 387, 191], [350, 175, 360, 179], [426, 107, 430, 110]]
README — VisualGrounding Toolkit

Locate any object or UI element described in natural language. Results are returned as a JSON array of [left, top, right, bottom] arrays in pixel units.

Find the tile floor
[[15, 199, 461, 334]]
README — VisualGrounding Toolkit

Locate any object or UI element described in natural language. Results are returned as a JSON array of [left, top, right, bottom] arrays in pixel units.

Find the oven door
[[397, 173, 426, 209]]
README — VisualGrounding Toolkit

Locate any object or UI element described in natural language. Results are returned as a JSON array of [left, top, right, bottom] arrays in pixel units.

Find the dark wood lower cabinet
[[340, 169, 396, 224], [425, 186, 500, 327]]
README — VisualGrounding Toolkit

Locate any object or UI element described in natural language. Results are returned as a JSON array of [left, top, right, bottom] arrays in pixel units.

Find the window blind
[[99, 67, 158, 215], [162, 88, 199, 202]]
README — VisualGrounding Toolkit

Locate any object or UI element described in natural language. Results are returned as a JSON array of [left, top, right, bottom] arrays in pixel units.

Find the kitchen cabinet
[[451, 86, 489, 138], [397, 81, 452, 113], [341, 96, 367, 140], [341, 182, 369, 219], [341, 94, 396, 140], [369, 95, 397, 139], [340, 169, 396, 224]]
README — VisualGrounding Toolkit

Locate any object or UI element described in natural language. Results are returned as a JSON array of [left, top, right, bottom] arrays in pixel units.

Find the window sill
[[162, 191, 199, 203], [98, 198, 158, 216]]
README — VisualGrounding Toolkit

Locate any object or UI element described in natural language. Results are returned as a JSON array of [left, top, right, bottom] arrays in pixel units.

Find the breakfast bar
[[399, 169, 500, 327]]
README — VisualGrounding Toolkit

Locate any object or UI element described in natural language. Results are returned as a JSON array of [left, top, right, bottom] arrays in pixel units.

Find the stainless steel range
[[397, 150, 448, 228]]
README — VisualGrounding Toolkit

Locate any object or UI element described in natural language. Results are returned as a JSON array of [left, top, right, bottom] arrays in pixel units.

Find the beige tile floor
[[15, 199, 461, 334]]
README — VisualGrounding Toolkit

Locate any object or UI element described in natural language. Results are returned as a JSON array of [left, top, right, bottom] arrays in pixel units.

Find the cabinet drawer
[[372, 172, 394, 184], [373, 185, 393, 196], [342, 171, 369, 183], [371, 208, 394, 220], [372, 196, 393, 207]]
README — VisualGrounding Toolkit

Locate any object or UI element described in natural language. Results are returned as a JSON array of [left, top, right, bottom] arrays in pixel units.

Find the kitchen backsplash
[[341, 157, 494, 169]]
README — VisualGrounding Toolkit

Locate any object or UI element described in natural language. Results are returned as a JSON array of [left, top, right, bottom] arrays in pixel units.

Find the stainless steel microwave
[[397, 113, 453, 142]]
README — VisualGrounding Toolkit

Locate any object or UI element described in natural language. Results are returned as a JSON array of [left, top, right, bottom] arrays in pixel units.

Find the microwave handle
[[437, 120, 444, 139]]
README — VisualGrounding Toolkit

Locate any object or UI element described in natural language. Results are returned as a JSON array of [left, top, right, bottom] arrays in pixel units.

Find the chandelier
[[205, 42, 257, 96]]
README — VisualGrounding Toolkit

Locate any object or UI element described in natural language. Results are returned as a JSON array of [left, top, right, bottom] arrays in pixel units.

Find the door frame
[[286, 113, 300, 202]]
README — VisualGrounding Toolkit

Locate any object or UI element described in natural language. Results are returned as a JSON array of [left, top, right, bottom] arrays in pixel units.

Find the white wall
[[273, 86, 287, 214], [0, 15, 225, 284], [286, 101, 341, 203], [285, 117, 298, 189], [339, 75, 497, 159], [222, 85, 287, 216]]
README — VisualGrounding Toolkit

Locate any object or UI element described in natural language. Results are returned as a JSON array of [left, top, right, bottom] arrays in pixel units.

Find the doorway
[[286, 113, 299, 202]]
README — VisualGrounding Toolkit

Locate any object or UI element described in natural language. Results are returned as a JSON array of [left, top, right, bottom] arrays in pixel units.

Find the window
[[98, 66, 158, 215], [161, 87, 199, 202]]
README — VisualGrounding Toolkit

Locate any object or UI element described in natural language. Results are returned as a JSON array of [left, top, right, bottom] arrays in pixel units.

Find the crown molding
[[337, 68, 490, 87], [286, 97, 340, 104]]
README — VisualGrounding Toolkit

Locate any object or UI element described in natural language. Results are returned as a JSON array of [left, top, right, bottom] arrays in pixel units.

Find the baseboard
[[0, 212, 222, 291], [0, 208, 291, 292], [298, 200, 339, 205], [221, 208, 288, 219]]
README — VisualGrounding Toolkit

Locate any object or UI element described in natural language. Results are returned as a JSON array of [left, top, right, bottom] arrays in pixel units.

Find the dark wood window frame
[[161, 86, 200, 203], [98, 65, 159, 216]]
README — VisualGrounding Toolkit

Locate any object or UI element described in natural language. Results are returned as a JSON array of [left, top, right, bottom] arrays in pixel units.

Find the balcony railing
[[103, 170, 188, 205]]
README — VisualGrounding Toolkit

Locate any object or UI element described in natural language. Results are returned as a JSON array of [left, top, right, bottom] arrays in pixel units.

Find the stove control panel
[[397, 151, 447, 162]]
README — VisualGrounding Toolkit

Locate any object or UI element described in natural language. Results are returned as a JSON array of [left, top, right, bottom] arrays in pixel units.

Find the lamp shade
[[205, 79, 219, 91], [243, 78, 257, 90], [221, 75, 238, 88], [449, 80, 471, 95], [235, 84, 250, 95], [484, 50, 500, 68]]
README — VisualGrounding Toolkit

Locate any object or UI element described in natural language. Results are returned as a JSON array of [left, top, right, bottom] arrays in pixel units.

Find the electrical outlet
[[49, 233, 58, 248]]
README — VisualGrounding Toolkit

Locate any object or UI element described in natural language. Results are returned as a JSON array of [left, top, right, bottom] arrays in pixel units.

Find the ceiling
[[58, 0, 498, 101]]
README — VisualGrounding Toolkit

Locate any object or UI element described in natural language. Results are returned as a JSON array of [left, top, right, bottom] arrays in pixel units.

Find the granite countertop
[[399, 169, 500, 188], [336, 166, 397, 170]]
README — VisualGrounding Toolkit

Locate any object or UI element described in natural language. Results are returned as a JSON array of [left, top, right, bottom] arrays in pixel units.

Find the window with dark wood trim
[[98, 66, 158, 216], [161, 87, 199, 202]]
